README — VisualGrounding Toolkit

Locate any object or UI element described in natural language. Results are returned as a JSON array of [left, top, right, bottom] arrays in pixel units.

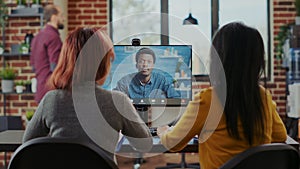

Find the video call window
[[103, 45, 192, 106]]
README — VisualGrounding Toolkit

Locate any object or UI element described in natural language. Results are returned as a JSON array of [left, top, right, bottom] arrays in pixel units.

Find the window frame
[[109, 0, 272, 81]]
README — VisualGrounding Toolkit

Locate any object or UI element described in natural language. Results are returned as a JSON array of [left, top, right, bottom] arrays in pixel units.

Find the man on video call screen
[[114, 47, 181, 99], [103, 45, 192, 106]]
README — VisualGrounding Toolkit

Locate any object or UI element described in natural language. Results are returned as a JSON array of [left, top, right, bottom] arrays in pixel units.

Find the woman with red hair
[[23, 27, 152, 162]]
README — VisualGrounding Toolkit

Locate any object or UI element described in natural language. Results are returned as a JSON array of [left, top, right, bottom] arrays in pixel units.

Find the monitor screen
[[102, 45, 192, 106]]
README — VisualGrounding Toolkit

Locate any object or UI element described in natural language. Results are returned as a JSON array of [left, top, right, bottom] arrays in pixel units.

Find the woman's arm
[[159, 90, 211, 151], [22, 98, 49, 143], [270, 99, 287, 142], [119, 94, 153, 152]]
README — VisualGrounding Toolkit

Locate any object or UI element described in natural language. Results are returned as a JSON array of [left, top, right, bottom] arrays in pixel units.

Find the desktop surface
[[116, 135, 198, 153], [0, 130, 299, 153]]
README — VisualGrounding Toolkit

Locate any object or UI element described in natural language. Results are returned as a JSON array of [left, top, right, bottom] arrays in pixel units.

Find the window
[[110, 0, 161, 44], [169, 0, 211, 75], [110, 0, 271, 78], [219, 0, 270, 78]]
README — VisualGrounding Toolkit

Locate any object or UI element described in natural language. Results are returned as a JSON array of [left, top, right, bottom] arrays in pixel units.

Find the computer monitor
[[102, 45, 192, 106]]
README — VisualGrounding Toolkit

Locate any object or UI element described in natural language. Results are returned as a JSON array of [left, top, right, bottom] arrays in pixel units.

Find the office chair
[[219, 143, 299, 169], [8, 137, 119, 169]]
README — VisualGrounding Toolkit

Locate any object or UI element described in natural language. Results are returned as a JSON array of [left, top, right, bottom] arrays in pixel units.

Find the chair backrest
[[8, 137, 119, 169], [219, 143, 299, 169]]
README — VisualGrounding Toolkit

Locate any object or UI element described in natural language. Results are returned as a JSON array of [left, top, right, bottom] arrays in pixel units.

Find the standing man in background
[[30, 4, 65, 103]]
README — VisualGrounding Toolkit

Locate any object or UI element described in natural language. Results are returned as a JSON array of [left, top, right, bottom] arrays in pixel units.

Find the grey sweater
[[23, 85, 152, 158]]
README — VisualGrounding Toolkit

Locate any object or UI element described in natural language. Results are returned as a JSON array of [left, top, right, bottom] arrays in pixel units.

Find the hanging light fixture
[[183, 0, 198, 25], [183, 13, 198, 25]]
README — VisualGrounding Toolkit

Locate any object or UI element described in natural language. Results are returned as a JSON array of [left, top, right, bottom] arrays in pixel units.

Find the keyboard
[[149, 127, 157, 136]]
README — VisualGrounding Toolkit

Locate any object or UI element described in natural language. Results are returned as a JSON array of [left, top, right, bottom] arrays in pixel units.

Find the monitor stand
[[133, 105, 151, 169], [134, 105, 151, 126]]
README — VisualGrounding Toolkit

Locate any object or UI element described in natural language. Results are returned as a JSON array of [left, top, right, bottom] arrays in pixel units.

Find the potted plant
[[0, 67, 21, 131], [32, 0, 42, 8], [0, 66, 17, 93], [16, 0, 26, 8], [25, 109, 34, 121], [173, 79, 179, 88], [19, 43, 29, 54], [15, 80, 24, 93], [0, 0, 8, 27]]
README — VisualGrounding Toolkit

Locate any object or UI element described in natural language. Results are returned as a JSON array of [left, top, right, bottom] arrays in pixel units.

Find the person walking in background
[[157, 22, 287, 169], [30, 4, 65, 103]]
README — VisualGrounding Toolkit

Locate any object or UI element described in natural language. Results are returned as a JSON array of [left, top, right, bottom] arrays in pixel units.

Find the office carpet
[[117, 153, 199, 169]]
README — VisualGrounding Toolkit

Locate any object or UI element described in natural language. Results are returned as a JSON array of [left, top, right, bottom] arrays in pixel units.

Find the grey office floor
[[117, 153, 199, 169]]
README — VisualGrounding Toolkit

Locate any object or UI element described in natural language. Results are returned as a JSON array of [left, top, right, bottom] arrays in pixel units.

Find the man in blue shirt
[[114, 47, 181, 99]]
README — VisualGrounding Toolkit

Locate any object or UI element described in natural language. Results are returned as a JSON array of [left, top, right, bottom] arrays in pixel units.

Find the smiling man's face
[[136, 53, 154, 76]]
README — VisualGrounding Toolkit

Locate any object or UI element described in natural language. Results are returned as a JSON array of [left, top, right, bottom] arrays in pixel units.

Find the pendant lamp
[[183, 0, 198, 25], [183, 13, 198, 25]]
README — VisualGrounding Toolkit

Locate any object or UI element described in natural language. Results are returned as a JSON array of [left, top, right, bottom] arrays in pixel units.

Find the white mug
[[31, 78, 37, 93]]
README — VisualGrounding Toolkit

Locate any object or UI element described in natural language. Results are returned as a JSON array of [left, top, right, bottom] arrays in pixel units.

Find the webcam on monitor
[[131, 38, 141, 46]]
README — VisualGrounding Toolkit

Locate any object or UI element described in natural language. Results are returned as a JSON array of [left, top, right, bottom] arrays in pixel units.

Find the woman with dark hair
[[23, 27, 152, 162], [157, 22, 287, 169]]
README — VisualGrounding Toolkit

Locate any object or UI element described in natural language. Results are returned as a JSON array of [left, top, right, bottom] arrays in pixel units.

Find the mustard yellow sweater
[[160, 87, 287, 169]]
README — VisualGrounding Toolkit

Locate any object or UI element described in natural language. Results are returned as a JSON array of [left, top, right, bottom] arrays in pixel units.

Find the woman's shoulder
[[41, 89, 72, 106], [193, 87, 213, 101], [259, 85, 273, 98], [96, 87, 130, 102], [118, 72, 138, 82], [43, 89, 71, 99], [42, 89, 62, 99], [95, 88, 134, 115], [96, 87, 127, 96]]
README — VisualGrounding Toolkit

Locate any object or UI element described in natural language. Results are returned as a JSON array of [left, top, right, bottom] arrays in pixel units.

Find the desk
[[0, 130, 23, 152], [118, 135, 299, 169], [0, 130, 299, 152], [117, 136, 300, 154], [0, 130, 24, 168], [0, 130, 299, 169], [0, 131, 197, 153], [116, 136, 198, 153]]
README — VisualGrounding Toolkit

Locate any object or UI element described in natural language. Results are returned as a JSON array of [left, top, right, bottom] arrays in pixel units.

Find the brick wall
[[0, 0, 297, 167], [68, 0, 108, 32], [0, 1, 50, 119], [272, 0, 297, 117]]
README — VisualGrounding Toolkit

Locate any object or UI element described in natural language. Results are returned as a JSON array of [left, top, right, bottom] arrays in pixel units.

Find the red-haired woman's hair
[[48, 27, 114, 90]]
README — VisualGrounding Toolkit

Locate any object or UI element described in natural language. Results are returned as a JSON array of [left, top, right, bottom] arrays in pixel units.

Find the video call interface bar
[[130, 98, 190, 106]]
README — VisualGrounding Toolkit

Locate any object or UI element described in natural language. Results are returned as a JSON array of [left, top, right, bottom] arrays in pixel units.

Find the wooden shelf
[[176, 77, 191, 80], [0, 9, 43, 116], [175, 88, 191, 91], [1, 53, 30, 57], [1, 92, 34, 94], [9, 13, 42, 17]]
